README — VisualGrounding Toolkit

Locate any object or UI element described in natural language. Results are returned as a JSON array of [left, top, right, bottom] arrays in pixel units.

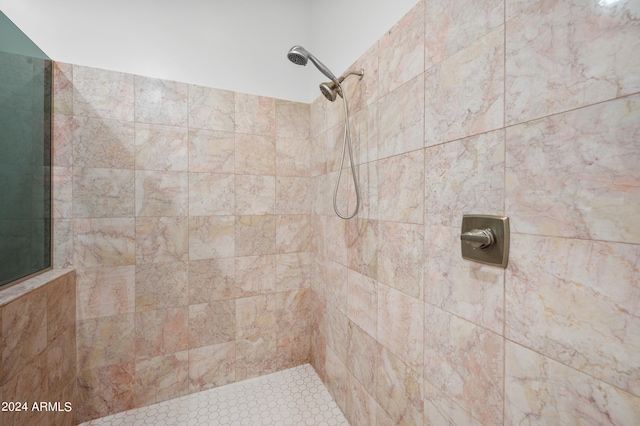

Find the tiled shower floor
[[80, 364, 349, 426]]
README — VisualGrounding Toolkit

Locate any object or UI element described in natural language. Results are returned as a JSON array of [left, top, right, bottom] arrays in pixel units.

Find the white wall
[[0, 0, 419, 103]]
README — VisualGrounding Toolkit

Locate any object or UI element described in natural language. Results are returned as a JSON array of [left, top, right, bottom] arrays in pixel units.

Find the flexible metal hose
[[332, 82, 360, 219]]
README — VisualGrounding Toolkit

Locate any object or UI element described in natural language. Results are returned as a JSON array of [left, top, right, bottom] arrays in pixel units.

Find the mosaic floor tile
[[80, 364, 349, 426]]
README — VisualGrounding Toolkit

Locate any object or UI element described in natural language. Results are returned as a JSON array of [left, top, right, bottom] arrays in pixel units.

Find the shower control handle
[[460, 228, 494, 250]]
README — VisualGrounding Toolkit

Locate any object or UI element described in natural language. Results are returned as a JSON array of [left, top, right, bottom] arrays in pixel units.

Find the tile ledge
[[0, 268, 75, 307]]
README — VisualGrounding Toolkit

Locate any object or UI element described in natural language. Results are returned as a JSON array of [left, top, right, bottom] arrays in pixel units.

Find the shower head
[[287, 45, 339, 84], [318, 70, 365, 102], [319, 82, 339, 102]]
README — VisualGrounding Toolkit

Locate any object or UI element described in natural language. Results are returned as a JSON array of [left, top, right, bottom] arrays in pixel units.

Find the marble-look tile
[[73, 117, 135, 169], [53, 219, 74, 268], [275, 100, 310, 139], [1, 289, 47, 383], [53, 166, 73, 218], [74, 218, 136, 268], [346, 218, 378, 280], [135, 261, 188, 311], [135, 170, 187, 217], [234, 133, 276, 176], [73, 168, 135, 218], [188, 342, 236, 392], [347, 321, 377, 395], [134, 123, 188, 171], [279, 305, 310, 369], [310, 96, 327, 138], [505, 341, 640, 424], [377, 149, 424, 224], [377, 75, 424, 159], [310, 328, 327, 383], [325, 260, 348, 316], [355, 161, 379, 221], [324, 346, 348, 413], [276, 176, 311, 215], [424, 0, 504, 70], [377, 284, 424, 372], [188, 173, 234, 216], [73, 65, 134, 121], [53, 114, 75, 167], [376, 345, 423, 426], [188, 215, 235, 260], [505, 0, 640, 125], [235, 336, 278, 381], [424, 226, 504, 334], [345, 371, 378, 426], [276, 137, 311, 177], [343, 42, 379, 115], [235, 174, 276, 215], [320, 305, 349, 366], [188, 258, 236, 304], [423, 379, 479, 426], [76, 361, 135, 422], [377, 404, 397, 426], [77, 314, 134, 370], [506, 233, 640, 396], [188, 85, 234, 131], [235, 93, 275, 136], [134, 351, 189, 406], [53, 62, 73, 115], [424, 26, 504, 146], [46, 326, 76, 398], [236, 295, 277, 341], [347, 269, 377, 339], [326, 118, 350, 174], [311, 172, 333, 217], [2, 351, 49, 425], [45, 272, 76, 342], [134, 308, 189, 358], [234, 255, 276, 298], [425, 130, 505, 227], [349, 101, 378, 167], [276, 214, 310, 254], [505, 95, 640, 244], [188, 300, 235, 347], [234, 215, 276, 257], [276, 252, 310, 292], [135, 217, 188, 264], [276, 325, 310, 371], [276, 288, 310, 332], [135, 76, 188, 127], [378, 1, 424, 95], [424, 304, 504, 425], [378, 221, 424, 300], [310, 133, 328, 177], [326, 215, 349, 265], [76, 266, 135, 320], [188, 129, 234, 173]]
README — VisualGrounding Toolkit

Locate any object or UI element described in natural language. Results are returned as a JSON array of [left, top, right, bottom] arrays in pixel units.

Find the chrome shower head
[[287, 45, 339, 84]]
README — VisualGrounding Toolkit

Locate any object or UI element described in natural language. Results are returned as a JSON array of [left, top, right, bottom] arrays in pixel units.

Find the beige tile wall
[[52, 63, 312, 422], [0, 270, 77, 426], [310, 0, 640, 425]]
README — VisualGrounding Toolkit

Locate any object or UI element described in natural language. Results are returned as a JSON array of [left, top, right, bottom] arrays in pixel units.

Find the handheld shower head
[[287, 45, 339, 84]]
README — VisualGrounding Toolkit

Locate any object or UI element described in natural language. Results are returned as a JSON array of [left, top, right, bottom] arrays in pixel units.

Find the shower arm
[[337, 69, 365, 83], [325, 69, 365, 98]]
